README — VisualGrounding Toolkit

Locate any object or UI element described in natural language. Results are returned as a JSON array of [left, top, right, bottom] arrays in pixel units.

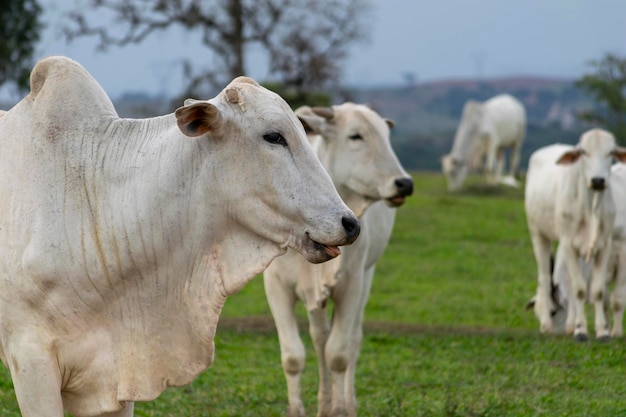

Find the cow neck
[[73, 114, 285, 404], [567, 164, 615, 260]]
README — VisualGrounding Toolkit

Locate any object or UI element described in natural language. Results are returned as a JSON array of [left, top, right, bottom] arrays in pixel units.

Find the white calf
[[525, 130, 626, 340], [264, 103, 413, 417]]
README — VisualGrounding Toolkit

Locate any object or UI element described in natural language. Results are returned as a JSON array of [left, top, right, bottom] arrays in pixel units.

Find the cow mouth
[[385, 195, 407, 207], [313, 240, 342, 258], [298, 232, 342, 263]]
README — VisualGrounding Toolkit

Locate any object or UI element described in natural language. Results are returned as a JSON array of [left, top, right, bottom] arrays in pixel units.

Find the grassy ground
[[3, 173, 626, 416]]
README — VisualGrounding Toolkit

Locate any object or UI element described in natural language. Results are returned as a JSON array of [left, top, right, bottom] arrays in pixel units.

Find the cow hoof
[[597, 335, 611, 343], [574, 333, 589, 342], [287, 405, 306, 417]]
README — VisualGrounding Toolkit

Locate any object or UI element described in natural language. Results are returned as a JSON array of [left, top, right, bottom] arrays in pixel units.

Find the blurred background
[[2, 0, 626, 171]]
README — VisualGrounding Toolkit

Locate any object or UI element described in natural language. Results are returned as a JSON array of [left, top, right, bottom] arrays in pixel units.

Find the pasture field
[[1, 172, 626, 416]]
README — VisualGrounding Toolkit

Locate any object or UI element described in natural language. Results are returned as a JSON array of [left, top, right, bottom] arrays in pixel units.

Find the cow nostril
[[341, 216, 361, 241], [591, 177, 606, 190], [394, 177, 414, 197]]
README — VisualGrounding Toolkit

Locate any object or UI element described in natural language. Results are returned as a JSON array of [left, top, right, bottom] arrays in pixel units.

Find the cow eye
[[263, 132, 288, 147], [349, 133, 363, 141]]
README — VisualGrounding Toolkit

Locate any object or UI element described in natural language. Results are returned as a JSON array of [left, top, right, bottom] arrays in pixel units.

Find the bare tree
[[64, 0, 371, 98]]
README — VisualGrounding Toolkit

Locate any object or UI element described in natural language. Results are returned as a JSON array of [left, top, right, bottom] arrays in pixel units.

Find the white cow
[[0, 56, 360, 417], [264, 103, 413, 417], [442, 94, 526, 191], [525, 130, 626, 340], [544, 164, 626, 337]]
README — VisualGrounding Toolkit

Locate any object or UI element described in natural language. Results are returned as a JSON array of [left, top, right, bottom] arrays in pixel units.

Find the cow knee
[[613, 301, 623, 313], [327, 353, 348, 373], [282, 354, 305, 375], [594, 289, 605, 303]]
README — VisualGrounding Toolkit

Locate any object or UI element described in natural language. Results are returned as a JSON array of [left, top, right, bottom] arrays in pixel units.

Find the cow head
[[557, 128, 626, 191], [174, 77, 359, 264], [441, 154, 467, 192], [442, 100, 485, 191], [296, 103, 413, 217]]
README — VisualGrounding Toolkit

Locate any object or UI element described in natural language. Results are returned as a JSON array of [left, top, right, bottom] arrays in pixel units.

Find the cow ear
[[311, 106, 334, 120], [299, 117, 315, 134], [296, 106, 329, 136], [556, 149, 583, 165], [183, 98, 201, 106], [385, 118, 395, 129], [614, 146, 626, 163], [175, 102, 223, 138]]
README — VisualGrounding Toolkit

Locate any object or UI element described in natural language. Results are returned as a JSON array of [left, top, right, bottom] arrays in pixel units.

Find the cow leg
[[495, 148, 505, 180], [611, 248, 626, 337], [552, 244, 578, 334], [9, 339, 64, 417], [510, 140, 522, 178], [561, 242, 591, 340], [97, 402, 134, 417], [485, 141, 498, 185], [344, 267, 374, 416], [529, 231, 555, 333], [264, 274, 306, 417], [591, 247, 611, 341], [552, 245, 573, 334], [325, 268, 372, 417], [307, 307, 332, 417]]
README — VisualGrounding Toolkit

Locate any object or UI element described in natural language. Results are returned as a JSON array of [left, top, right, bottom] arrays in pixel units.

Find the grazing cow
[[441, 94, 526, 191], [0, 56, 359, 417], [264, 103, 413, 417], [525, 130, 626, 340]]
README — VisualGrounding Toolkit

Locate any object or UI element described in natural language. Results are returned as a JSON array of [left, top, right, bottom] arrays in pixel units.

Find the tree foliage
[[63, 0, 371, 100], [575, 53, 626, 142], [0, 0, 43, 92]]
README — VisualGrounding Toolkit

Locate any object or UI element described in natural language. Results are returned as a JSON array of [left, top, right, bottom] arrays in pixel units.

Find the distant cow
[[0, 56, 359, 417], [264, 103, 413, 417], [442, 94, 526, 191], [525, 130, 626, 340]]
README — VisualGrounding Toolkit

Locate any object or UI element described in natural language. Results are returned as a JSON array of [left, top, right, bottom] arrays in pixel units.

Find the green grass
[[4, 173, 626, 416]]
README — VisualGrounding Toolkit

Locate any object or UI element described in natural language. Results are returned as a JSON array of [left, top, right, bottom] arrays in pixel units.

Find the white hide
[[442, 94, 526, 191], [0, 56, 359, 417], [264, 103, 413, 417], [525, 130, 626, 340]]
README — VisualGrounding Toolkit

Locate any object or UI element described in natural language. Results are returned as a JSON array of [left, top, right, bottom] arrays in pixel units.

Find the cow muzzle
[[590, 177, 606, 191], [386, 177, 414, 207]]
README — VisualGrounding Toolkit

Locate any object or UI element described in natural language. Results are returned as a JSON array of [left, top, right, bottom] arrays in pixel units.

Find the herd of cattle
[[440, 91, 626, 343], [0, 55, 620, 417]]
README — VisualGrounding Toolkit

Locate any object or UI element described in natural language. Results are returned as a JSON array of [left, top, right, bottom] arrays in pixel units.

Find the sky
[[3, 0, 626, 101]]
